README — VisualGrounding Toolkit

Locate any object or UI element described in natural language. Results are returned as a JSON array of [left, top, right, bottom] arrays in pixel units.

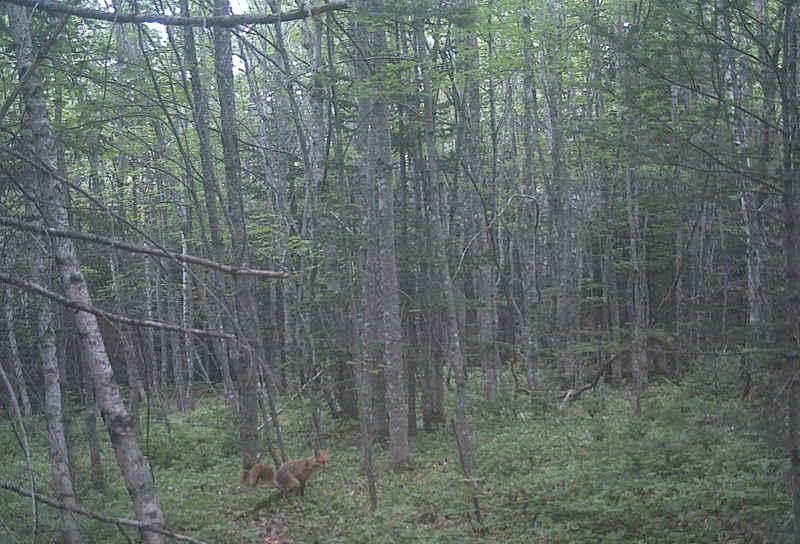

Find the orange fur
[[275, 451, 329, 498], [246, 462, 276, 488]]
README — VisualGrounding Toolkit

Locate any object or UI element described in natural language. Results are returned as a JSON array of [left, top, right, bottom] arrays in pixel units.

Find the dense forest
[[0, 0, 798, 542]]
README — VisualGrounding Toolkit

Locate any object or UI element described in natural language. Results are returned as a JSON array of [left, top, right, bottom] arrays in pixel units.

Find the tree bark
[[3, 283, 32, 417], [520, 8, 542, 391], [372, 32, 410, 470], [7, 4, 167, 541], [780, 3, 800, 541], [721, 2, 775, 395], [416, 7, 477, 484], [27, 198, 83, 544], [213, 0, 262, 469], [626, 167, 648, 414], [352, 9, 409, 469], [180, 0, 238, 413]]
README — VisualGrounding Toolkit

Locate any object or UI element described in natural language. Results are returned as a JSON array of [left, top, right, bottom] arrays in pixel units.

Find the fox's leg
[[283, 477, 300, 498]]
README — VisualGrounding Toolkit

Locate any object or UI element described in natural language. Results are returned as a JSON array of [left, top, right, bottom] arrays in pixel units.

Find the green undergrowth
[[0, 368, 791, 543]]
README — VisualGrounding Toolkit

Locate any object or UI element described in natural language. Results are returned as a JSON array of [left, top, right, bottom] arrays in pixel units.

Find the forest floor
[[0, 364, 792, 543]]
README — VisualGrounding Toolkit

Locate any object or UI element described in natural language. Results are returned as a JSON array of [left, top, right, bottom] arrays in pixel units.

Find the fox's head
[[315, 450, 329, 469]]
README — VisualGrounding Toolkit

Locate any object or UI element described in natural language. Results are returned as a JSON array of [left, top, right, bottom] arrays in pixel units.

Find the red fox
[[246, 462, 277, 489], [275, 450, 329, 498]]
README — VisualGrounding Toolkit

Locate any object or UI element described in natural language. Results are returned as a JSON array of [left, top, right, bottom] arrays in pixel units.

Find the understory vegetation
[[0, 361, 790, 543]]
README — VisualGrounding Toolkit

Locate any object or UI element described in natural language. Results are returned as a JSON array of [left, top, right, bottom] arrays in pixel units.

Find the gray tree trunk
[[3, 284, 31, 417], [324, 12, 378, 504], [626, 167, 648, 414], [355, 55, 383, 501], [180, 0, 238, 412], [544, 0, 582, 390], [779, 3, 800, 541], [7, 4, 167, 541], [359, 19, 409, 471], [213, 0, 261, 468], [416, 9, 477, 487], [27, 199, 82, 544], [81, 353, 105, 492], [721, 5, 775, 396], [520, 8, 541, 391], [374, 63, 409, 473]]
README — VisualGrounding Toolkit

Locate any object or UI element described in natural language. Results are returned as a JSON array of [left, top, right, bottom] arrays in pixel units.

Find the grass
[[0, 366, 792, 543]]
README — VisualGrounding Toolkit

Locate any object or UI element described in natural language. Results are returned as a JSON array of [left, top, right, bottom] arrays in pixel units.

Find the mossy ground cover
[[0, 368, 791, 543]]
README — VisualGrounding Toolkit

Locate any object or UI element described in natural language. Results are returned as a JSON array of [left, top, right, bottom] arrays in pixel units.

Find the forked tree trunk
[[7, 5, 167, 542]]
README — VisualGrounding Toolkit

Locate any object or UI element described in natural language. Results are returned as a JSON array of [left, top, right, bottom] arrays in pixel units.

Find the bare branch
[[0, 480, 212, 544], [0, 216, 289, 278], [0, 0, 349, 28], [0, 272, 235, 340], [572, 351, 629, 400]]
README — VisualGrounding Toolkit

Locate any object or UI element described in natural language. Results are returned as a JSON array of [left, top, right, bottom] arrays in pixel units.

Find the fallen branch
[[0, 480, 211, 544], [571, 351, 629, 400]]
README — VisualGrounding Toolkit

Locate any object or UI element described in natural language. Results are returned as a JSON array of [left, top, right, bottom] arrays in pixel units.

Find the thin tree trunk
[[7, 6, 167, 541], [27, 200, 82, 544], [780, 3, 800, 541], [180, 0, 237, 412], [3, 283, 32, 417], [109, 239, 143, 423], [520, 8, 541, 391], [372, 26, 409, 471], [416, 8, 478, 507], [626, 167, 648, 414], [213, 0, 261, 468], [81, 352, 105, 492], [179, 221, 196, 410], [0, 344, 36, 533]]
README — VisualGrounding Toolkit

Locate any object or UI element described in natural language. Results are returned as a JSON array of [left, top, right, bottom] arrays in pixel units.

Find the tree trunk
[[352, 22, 382, 505], [455, 6, 500, 404], [626, 167, 648, 414], [416, 7, 478, 489], [352, 7, 408, 469], [7, 4, 167, 541], [81, 352, 105, 492], [27, 198, 82, 544], [780, 3, 800, 541], [372, 27, 409, 470], [180, 0, 237, 412], [520, 9, 541, 391], [543, 0, 582, 391], [3, 283, 32, 417], [721, 3, 775, 395], [109, 238, 143, 422], [213, 0, 262, 468]]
